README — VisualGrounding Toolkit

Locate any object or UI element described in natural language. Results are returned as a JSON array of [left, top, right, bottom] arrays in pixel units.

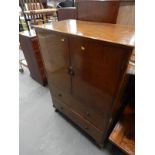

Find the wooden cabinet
[[109, 75, 135, 155], [35, 20, 134, 147], [19, 30, 47, 86], [76, 0, 120, 23]]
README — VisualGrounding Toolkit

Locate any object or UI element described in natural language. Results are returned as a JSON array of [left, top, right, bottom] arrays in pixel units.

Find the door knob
[[68, 67, 75, 76]]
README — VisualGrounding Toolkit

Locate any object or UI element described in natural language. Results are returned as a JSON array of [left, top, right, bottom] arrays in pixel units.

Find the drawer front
[[50, 86, 107, 131], [53, 97, 103, 144], [69, 98, 108, 132]]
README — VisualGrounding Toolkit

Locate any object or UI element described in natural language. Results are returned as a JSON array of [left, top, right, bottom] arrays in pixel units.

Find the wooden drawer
[[69, 99, 108, 132], [50, 86, 107, 131], [67, 96, 108, 132], [52, 97, 103, 144]]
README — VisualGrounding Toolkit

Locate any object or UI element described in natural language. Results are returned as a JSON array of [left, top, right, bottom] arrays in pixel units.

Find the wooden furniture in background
[[109, 46, 135, 155], [75, 0, 120, 23], [19, 29, 47, 86], [109, 74, 135, 155], [34, 20, 134, 147], [19, 0, 57, 29], [57, 7, 77, 21], [57, 0, 120, 23], [109, 104, 135, 155], [56, 0, 135, 26]]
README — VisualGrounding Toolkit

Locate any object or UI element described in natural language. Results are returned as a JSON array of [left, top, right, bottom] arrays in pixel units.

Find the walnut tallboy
[[34, 20, 134, 147]]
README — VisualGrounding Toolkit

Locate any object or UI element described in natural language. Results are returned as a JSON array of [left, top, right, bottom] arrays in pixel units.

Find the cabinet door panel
[[37, 31, 71, 100], [69, 37, 130, 117]]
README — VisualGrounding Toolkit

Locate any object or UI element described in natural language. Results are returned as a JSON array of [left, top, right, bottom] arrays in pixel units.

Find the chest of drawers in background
[[19, 30, 47, 86]]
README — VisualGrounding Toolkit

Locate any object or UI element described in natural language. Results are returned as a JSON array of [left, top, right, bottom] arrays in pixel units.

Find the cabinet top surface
[[34, 19, 135, 47]]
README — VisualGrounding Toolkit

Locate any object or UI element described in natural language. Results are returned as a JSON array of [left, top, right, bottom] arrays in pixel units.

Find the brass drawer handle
[[81, 46, 85, 51], [61, 38, 65, 42]]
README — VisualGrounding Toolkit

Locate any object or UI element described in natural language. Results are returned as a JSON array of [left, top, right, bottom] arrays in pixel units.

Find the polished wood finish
[[109, 105, 135, 155], [34, 20, 134, 47], [75, 0, 120, 23], [57, 0, 120, 23], [53, 97, 103, 144], [69, 36, 130, 113], [109, 75, 135, 155], [57, 0, 135, 30], [34, 20, 134, 146], [19, 30, 47, 86]]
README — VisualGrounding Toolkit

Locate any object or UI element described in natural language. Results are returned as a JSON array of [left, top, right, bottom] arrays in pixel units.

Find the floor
[[19, 65, 125, 155]]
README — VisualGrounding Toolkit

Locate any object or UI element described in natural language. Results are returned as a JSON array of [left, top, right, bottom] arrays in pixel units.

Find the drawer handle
[[61, 38, 65, 42], [81, 46, 85, 51]]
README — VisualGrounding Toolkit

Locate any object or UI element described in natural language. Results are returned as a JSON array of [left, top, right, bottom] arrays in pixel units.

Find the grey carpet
[[19, 66, 124, 155]]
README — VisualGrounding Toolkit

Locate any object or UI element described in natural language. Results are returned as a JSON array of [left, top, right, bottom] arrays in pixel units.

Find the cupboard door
[[69, 37, 131, 119], [37, 31, 71, 101]]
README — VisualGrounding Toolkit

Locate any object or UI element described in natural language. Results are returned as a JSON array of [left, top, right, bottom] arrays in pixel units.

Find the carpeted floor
[[19, 64, 124, 155]]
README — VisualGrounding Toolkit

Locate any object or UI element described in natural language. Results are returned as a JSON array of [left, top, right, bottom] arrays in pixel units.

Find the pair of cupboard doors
[[37, 29, 132, 145]]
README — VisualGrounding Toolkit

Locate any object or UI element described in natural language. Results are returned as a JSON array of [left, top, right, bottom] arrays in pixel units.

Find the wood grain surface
[[34, 19, 135, 47]]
